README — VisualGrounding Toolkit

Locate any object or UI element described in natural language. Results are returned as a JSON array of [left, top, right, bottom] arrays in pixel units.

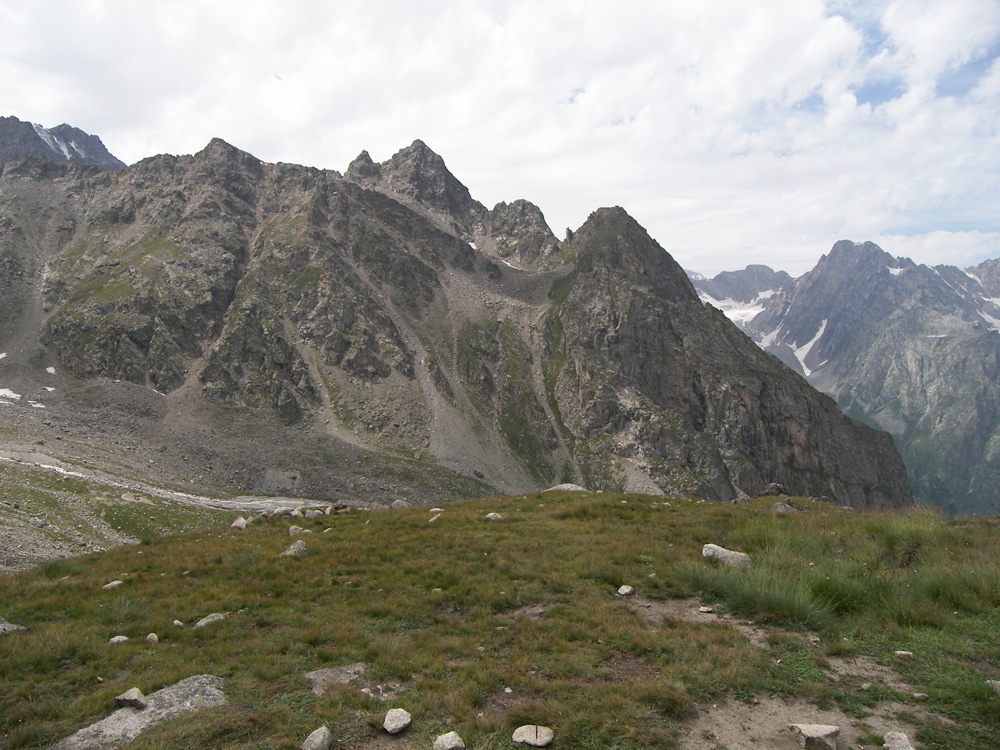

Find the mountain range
[[693, 241, 1000, 517], [0, 116, 125, 172], [0, 119, 910, 509]]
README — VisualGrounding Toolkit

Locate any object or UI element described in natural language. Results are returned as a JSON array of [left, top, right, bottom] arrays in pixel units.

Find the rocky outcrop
[[545, 210, 911, 506]]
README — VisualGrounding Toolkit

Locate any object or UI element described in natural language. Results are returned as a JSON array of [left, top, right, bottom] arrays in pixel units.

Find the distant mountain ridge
[[0, 130, 911, 508], [693, 241, 1000, 516], [0, 115, 125, 171]]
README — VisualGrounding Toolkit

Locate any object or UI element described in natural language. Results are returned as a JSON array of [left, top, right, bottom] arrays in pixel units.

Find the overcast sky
[[3, 0, 999, 276]]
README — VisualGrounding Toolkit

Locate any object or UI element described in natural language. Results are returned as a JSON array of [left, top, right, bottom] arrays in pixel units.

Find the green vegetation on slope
[[1, 494, 999, 749]]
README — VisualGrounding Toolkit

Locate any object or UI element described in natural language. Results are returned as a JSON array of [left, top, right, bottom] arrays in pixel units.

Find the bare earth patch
[[677, 695, 923, 750], [622, 597, 949, 749]]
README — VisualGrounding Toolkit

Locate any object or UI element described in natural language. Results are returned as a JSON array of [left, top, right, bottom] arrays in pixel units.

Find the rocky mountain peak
[[484, 199, 561, 269], [573, 206, 700, 305], [0, 115, 125, 170], [364, 139, 486, 238], [345, 149, 382, 186]]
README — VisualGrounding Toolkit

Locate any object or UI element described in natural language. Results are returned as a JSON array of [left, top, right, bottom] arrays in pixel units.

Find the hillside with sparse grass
[[2, 485, 999, 750]]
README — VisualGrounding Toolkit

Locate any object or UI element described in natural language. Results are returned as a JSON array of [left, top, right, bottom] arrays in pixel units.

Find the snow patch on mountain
[[792, 320, 827, 377], [698, 289, 776, 327]]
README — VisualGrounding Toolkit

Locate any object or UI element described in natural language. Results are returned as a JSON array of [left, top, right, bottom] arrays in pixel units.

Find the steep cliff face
[[545, 211, 910, 506], [695, 241, 1000, 516], [0, 140, 911, 507]]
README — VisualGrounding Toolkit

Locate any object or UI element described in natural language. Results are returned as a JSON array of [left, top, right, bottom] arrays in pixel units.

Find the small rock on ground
[[301, 725, 332, 750], [433, 731, 466, 750], [193, 613, 226, 629], [512, 725, 554, 747], [230, 516, 247, 530], [883, 732, 916, 750], [616, 585, 635, 597], [0, 616, 24, 634], [49, 675, 226, 749], [702, 543, 752, 568], [108, 635, 128, 644], [382, 708, 411, 734], [304, 663, 368, 696], [279, 540, 308, 558], [486, 512, 502, 520], [894, 650, 914, 661], [102, 580, 124, 590], [115, 688, 146, 709], [787, 723, 839, 750], [145, 633, 158, 644]]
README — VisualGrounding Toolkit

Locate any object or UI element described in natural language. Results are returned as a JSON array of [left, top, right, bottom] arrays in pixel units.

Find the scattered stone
[[485, 512, 503, 520], [109, 635, 129, 644], [301, 725, 332, 750], [193, 613, 226, 629], [391, 499, 411, 509], [987, 679, 1000, 694], [279, 540, 308, 558], [102, 580, 124, 590], [883, 731, 916, 750], [430, 508, 444, 513], [771, 501, 799, 514], [616, 585, 635, 597], [230, 516, 247, 530], [115, 688, 147, 709], [512, 725, 554, 747], [429, 513, 442, 523], [145, 633, 158, 644], [50, 675, 226, 750], [912, 692, 928, 701], [702, 543, 752, 568], [304, 663, 367, 696], [433, 731, 465, 750], [382, 708, 411, 734], [787, 723, 840, 750], [894, 650, 914, 661], [698, 606, 714, 613], [288, 525, 305, 536], [304, 510, 323, 519], [290, 509, 303, 518], [172, 619, 184, 627], [762, 482, 788, 496], [0, 616, 24, 634], [543, 483, 587, 492]]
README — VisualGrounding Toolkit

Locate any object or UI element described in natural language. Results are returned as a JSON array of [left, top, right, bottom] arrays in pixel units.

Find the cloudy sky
[[3, 0, 999, 276]]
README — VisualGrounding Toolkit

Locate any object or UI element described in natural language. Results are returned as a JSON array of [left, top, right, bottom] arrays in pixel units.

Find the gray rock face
[[49, 674, 226, 749], [0, 138, 911, 510], [695, 240, 1000, 516]]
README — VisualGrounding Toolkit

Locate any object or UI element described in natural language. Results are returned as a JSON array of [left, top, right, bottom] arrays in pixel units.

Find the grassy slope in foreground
[[1, 492, 1000, 749]]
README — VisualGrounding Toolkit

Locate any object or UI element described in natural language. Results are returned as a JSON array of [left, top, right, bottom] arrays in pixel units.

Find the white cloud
[[1, 0, 998, 277]]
